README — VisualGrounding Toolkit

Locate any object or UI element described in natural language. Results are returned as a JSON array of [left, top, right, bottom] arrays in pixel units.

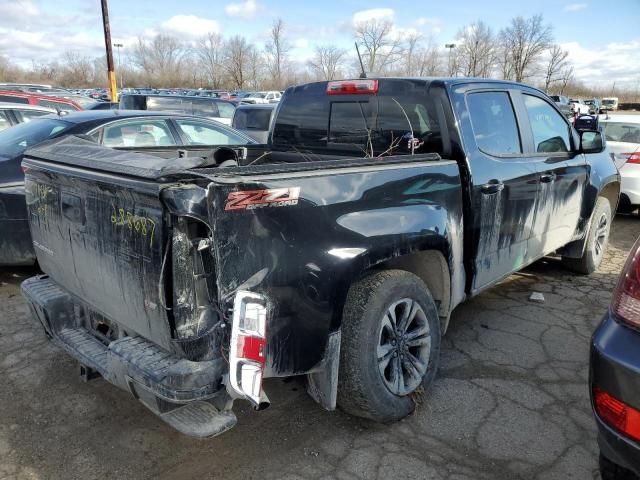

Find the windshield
[[66, 96, 98, 108], [602, 122, 640, 144], [0, 118, 72, 157], [602, 99, 615, 105], [250, 93, 266, 98]]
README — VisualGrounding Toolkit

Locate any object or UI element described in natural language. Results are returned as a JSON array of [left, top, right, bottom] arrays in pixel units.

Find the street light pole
[[100, 0, 118, 102], [113, 43, 123, 89], [445, 44, 456, 77]]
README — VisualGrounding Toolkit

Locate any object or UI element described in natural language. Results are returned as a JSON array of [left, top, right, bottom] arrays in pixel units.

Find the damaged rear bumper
[[21, 275, 236, 438]]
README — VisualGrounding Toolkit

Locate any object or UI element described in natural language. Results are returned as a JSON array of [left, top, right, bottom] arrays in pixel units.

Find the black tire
[[562, 197, 612, 274], [337, 270, 441, 423], [600, 454, 639, 480]]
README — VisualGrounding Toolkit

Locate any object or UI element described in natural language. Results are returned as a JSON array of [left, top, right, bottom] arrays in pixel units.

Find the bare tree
[[132, 34, 188, 86], [307, 45, 346, 80], [499, 15, 552, 82], [354, 18, 403, 73], [59, 51, 94, 86], [543, 44, 569, 92], [456, 21, 497, 77], [265, 18, 290, 89], [196, 32, 225, 88], [224, 35, 253, 89], [559, 65, 574, 95]]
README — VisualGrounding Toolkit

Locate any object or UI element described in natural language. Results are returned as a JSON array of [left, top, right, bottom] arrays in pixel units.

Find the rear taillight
[[622, 152, 640, 164], [611, 238, 640, 328], [326, 79, 378, 95], [594, 387, 640, 442], [229, 291, 269, 408]]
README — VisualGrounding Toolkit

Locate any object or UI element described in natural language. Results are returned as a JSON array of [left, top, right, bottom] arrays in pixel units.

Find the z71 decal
[[224, 187, 301, 211]]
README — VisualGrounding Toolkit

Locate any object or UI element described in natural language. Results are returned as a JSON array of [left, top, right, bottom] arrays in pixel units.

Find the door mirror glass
[[580, 130, 604, 153]]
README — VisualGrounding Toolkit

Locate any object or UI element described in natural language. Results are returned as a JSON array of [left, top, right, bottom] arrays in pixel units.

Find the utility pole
[[445, 44, 456, 77], [100, 0, 118, 102], [114, 43, 123, 89]]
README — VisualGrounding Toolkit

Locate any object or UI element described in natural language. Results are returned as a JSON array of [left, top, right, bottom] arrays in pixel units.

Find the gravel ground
[[0, 215, 638, 480]]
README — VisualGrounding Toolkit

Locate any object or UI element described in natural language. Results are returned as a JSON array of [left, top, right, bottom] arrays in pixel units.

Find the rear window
[[234, 108, 273, 130], [0, 118, 71, 157], [603, 122, 640, 144], [272, 80, 444, 156], [36, 99, 77, 112], [147, 97, 192, 114]]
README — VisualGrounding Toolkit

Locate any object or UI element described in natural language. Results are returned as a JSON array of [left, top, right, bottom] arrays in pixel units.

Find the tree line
[[0, 14, 636, 100]]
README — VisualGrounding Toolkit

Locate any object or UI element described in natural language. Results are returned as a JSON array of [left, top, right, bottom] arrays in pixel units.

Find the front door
[[518, 92, 587, 256], [459, 88, 541, 293]]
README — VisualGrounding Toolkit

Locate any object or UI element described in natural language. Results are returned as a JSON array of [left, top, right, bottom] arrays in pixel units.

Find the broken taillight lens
[[594, 386, 640, 442], [229, 291, 269, 408], [611, 237, 640, 329]]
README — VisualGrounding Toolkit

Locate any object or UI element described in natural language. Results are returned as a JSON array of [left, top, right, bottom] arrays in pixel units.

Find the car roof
[[236, 103, 276, 109], [0, 102, 56, 112], [37, 109, 236, 124], [600, 114, 640, 124]]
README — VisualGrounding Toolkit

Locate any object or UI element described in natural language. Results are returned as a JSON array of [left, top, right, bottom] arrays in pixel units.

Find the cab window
[[467, 92, 522, 155], [523, 94, 571, 153]]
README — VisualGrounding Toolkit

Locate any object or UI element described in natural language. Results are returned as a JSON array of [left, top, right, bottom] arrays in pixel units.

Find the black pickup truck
[[21, 78, 619, 438]]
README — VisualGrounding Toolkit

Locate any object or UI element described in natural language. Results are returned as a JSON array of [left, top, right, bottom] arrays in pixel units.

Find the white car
[[600, 114, 640, 213], [0, 102, 56, 132], [241, 91, 282, 104], [569, 99, 590, 115]]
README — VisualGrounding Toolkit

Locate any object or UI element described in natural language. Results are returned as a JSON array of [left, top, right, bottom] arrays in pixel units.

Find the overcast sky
[[0, 0, 638, 89]]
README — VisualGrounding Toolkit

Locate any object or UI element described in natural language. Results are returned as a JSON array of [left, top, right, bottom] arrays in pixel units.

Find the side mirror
[[580, 130, 605, 154]]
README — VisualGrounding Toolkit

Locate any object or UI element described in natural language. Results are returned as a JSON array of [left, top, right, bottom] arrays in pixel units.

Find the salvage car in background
[[20, 77, 619, 438], [119, 94, 236, 125], [0, 103, 55, 132], [0, 90, 86, 112], [570, 98, 590, 115], [600, 114, 640, 214], [0, 110, 254, 266], [231, 103, 276, 143], [591, 235, 640, 480], [241, 91, 282, 104], [549, 95, 572, 118]]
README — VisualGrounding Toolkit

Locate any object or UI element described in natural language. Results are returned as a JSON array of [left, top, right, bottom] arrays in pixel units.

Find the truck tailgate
[[22, 145, 174, 349]]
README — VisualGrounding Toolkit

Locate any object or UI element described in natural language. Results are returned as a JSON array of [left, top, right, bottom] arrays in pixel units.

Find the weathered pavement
[[0, 216, 638, 480]]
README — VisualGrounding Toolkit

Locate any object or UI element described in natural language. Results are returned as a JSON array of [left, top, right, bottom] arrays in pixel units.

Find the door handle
[[480, 181, 504, 195], [540, 173, 556, 183]]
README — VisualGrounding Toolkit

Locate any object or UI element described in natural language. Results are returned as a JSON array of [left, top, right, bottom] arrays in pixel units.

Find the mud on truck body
[[21, 78, 619, 437]]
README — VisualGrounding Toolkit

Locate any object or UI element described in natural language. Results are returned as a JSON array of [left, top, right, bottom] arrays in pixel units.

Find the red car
[[0, 90, 84, 112]]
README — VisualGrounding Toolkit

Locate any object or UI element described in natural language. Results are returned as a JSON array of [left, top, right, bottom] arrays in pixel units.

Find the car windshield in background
[[234, 108, 273, 130], [0, 118, 71, 157], [602, 99, 615, 105], [67, 96, 98, 108], [603, 122, 640, 144]]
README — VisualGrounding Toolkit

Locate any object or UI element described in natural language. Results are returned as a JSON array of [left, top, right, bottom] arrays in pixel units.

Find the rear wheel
[[337, 270, 441, 423], [562, 197, 612, 274]]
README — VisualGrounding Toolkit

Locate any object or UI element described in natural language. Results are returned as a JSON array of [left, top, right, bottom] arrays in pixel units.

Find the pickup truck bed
[[22, 135, 462, 436]]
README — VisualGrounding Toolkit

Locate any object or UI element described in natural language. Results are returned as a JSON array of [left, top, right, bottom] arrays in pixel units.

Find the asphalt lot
[[0, 215, 638, 480]]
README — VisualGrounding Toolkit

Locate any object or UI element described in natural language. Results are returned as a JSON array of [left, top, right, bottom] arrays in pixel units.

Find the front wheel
[[337, 270, 441, 423], [562, 197, 612, 274]]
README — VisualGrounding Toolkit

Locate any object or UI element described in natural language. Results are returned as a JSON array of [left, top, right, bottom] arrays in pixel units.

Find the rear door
[[455, 86, 541, 292], [517, 92, 587, 255]]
